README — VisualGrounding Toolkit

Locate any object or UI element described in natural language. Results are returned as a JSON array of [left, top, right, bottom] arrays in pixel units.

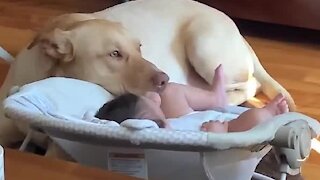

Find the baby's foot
[[265, 93, 289, 116], [200, 120, 228, 133], [211, 64, 227, 109]]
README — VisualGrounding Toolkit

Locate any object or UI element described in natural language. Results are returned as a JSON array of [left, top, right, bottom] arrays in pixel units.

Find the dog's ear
[[27, 28, 74, 62]]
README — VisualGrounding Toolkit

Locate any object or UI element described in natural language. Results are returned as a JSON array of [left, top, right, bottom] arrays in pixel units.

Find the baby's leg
[[228, 93, 289, 132], [160, 65, 227, 118]]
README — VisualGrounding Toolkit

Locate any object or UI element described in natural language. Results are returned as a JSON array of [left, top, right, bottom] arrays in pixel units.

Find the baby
[[95, 65, 289, 133]]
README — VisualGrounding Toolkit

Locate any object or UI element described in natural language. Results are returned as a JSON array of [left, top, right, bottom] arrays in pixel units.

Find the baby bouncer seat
[[3, 77, 320, 180], [1, 0, 318, 178]]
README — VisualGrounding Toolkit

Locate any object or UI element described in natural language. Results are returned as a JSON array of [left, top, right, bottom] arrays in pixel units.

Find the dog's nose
[[152, 72, 169, 91]]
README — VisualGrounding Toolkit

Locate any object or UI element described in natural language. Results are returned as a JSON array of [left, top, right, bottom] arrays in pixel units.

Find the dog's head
[[28, 17, 169, 95]]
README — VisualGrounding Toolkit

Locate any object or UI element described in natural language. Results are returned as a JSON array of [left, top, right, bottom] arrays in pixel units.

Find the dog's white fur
[[0, 0, 295, 151]]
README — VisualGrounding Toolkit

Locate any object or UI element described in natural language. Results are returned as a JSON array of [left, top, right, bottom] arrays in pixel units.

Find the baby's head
[[95, 92, 166, 127]]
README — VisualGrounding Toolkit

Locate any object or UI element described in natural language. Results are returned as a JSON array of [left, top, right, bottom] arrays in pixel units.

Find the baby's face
[[135, 92, 166, 124]]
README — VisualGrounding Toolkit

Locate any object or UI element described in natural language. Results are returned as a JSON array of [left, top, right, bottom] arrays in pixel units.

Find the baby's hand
[[144, 91, 161, 105], [200, 120, 228, 133]]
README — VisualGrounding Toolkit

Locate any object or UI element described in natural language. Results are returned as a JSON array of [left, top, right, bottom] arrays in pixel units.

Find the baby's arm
[[160, 65, 227, 118], [201, 93, 289, 133]]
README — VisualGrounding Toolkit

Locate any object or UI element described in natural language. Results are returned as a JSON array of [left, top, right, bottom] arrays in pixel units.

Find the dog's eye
[[110, 50, 121, 58]]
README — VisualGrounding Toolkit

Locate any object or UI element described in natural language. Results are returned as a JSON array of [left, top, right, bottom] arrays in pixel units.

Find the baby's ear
[[28, 28, 74, 63]]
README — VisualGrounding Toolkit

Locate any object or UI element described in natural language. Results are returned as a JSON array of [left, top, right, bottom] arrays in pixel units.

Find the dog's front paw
[[7, 86, 20, 97]]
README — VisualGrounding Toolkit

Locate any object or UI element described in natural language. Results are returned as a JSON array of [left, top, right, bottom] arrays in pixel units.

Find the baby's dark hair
[[95, 93, 140, 124]]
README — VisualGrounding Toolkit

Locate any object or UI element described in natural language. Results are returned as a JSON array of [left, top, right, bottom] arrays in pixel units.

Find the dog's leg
[[183, 16, 256, 105], [0, 65, 25, 146], [0, 114, 24, 146], [243, 39, 296, 111]]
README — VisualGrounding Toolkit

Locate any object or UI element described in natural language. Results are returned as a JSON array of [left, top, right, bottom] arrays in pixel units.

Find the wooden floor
[[0, 0, 319, 179], [5, 149, 139, 180]]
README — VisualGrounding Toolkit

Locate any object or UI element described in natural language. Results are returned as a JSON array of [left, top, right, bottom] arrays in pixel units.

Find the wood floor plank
[[0, 26, 35, 55]]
